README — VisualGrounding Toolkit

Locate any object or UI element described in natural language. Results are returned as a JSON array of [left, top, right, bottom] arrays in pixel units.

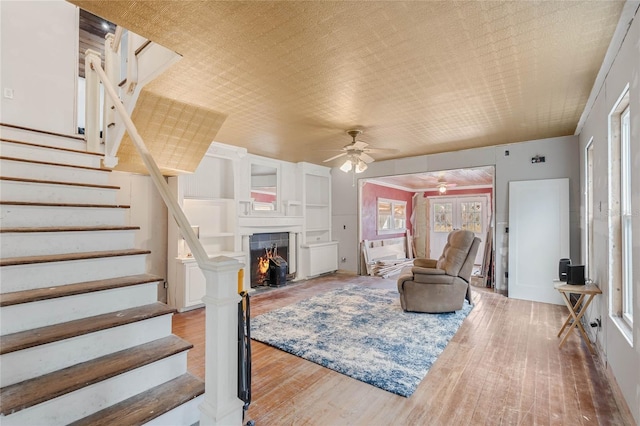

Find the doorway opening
[[359, 166, 495, 288]]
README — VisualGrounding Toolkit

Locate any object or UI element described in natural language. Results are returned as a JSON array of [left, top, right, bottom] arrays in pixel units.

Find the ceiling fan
[[323, 129, 395, 174], [436, 177, 457, 194]]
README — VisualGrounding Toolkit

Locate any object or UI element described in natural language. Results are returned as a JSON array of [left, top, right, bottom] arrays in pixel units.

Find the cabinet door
[[185, 263, 206, 307], [308, 244, 338, 276]]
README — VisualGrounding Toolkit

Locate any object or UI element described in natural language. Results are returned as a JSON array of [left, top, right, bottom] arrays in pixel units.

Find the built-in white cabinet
[[167, 143, 246, 312], [181, 259, 206, 308], [300, 163, 339, 277], [167, 146, 339, 310]]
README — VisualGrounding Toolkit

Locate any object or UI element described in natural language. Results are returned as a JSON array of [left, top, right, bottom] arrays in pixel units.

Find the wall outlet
[[3, 88, 14, 99]]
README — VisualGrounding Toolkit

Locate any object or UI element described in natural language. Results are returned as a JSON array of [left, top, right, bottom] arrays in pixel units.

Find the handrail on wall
[[112, 26, 124, 53]]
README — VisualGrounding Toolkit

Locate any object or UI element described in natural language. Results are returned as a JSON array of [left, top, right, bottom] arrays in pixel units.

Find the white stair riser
[[144, 394, 204, 426], [0, 205, 128, 227], [1, 352, 187, 425], [1, 181, 117, 204], [0, 159, 110, 185], [0, 230, 136, 258], [1, 254, 147, 292], [0, 143, 102, 169], [0, 127, 89, 152], [1, 282, 160, 336], [0, 315, 173, 387]]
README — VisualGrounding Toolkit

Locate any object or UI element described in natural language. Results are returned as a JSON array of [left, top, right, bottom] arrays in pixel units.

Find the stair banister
[[103, 33, 119, 161], [85, 50, 245, 425]]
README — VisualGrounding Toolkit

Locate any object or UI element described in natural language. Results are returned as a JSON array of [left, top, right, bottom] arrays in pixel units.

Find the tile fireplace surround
[[238, 215, 303, 290], [249, 232, 290, 287]]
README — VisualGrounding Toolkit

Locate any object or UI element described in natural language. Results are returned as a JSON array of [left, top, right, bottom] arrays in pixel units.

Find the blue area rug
[[250, 284, 473, 397]]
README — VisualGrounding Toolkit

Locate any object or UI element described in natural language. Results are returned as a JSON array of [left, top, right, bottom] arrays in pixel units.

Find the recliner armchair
[[397, 229, 481, 313]]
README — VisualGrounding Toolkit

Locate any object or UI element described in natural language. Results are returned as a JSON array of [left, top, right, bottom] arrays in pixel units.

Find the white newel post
[[84, 49, 101, 153], [199, 256, 245, 426]]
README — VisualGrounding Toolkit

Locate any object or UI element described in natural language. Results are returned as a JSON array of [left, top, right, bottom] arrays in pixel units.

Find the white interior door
[[429, 195, 488, 266], [508, 178, 569, 305]]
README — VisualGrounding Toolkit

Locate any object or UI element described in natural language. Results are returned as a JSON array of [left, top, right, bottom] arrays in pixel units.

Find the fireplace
[[249, 232, 290, 287]]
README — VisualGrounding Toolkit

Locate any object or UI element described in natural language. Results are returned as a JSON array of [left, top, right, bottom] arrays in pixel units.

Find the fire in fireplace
[[250, 232, 290, 287]]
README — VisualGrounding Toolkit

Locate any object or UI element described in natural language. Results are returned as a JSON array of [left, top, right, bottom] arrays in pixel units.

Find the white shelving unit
[[167, 144, 246, 312], [300, 163, 338, 277], [168, 148, 339, 308]]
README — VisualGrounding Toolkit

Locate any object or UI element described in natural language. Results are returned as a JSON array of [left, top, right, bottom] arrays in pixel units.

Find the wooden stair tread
[[0, 137, 100, 156], [0, 156, 110, 172], [0, 225, 139, 233], [0, 176, 120, 190], [0, 200, 129, 208], [0, 248, 151, 267], [0, 335, 192, 416], [69, 373, 205, 426], [0, 302, 176, 355], [0, 123, 85, 141], [0, 274, 163, 307]]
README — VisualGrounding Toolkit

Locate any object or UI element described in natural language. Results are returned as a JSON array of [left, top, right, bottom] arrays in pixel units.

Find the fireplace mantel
[[237, 215, 303, 235]]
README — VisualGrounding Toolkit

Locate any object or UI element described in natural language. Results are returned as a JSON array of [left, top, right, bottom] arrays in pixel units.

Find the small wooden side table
[[556, 283, 602, 353]]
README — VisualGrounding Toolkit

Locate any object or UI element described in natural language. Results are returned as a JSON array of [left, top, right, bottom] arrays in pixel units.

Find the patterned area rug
[[251, 285, 473, 397]]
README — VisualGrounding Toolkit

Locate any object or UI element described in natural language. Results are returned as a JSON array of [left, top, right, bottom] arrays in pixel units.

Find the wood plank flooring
[[172, 272, 635, 425]]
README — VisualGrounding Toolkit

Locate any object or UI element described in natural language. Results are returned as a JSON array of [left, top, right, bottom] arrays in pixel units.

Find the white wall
[[332, 135, 581, 295], [0, 1, 78, 135], [109, 171, 169, 302], [578, 6, 639, 423]]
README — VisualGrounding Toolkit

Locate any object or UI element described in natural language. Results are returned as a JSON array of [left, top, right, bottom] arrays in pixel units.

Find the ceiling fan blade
[[364, 147, 398, 154], [323, 152, 348, 162], [352, 141, 369, 150], [360, 152, 375, 163]]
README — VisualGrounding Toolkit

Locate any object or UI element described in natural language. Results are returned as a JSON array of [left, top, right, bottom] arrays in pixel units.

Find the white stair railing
[[87, 28, 181, 167], [85, 50, 244, 426]]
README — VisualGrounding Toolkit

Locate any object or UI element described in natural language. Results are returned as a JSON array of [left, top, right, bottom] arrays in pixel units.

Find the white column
[[199, 256, 245, 426], [84, 49, 101, 153]]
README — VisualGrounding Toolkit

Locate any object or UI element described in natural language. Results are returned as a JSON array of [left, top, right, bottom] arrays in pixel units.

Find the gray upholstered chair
[[397, 229, 480, 313]]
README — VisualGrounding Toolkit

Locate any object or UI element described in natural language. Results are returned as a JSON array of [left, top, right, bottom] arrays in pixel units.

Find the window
[[608, 85, 633, 338], [377, 198, 407, 233], [433, 201, 453, 233], [620, 106, 632, 327], [585, 138, 594, 279]]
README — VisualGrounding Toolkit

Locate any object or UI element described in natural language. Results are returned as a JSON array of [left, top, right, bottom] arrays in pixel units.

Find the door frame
[[427, 194, 490, 266]]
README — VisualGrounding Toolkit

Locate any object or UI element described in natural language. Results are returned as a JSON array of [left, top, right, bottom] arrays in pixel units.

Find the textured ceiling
[[70, 0, 624, 168], [369, 166, 494, 192]]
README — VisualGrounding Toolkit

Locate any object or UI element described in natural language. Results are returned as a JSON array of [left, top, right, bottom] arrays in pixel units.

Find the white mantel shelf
[[238, 215, 304, 232]]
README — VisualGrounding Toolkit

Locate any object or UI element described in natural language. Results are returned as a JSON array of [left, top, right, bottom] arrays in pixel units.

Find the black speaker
[[567, 265, 585, 285], [559, 258, 571, 281]]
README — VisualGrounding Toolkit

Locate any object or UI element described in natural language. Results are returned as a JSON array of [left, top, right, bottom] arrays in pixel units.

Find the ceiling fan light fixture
[[438, 182, 447, 194], [340, 158, 353, 173], [355, 159, 368, 173]]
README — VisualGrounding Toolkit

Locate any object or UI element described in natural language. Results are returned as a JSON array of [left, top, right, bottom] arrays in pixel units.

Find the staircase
[[0, 126, 204, 425]]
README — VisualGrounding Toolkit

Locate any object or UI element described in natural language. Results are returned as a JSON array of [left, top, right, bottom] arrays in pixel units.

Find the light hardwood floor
[[172, 272, 635, 425]]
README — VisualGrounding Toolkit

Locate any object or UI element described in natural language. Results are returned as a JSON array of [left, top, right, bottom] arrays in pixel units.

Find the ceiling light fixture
[[340, 156, 368, 174], [438, 182, 447, 194], [355, 159, 368, 173], [340, 158, 353, 173]]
